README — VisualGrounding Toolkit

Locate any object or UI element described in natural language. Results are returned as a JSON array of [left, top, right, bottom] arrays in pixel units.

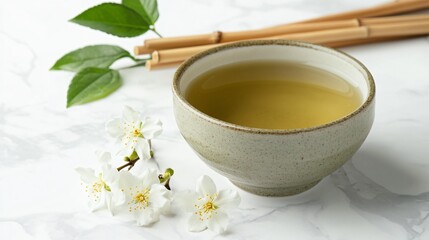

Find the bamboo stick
[[152, 44, 222, 64], [150, 27, 368, 64], [301, 0, 429, 23], [265, 27, 369, 44], [325, 36, 411, 47], [144, 32, 222, 52], [145, 60, 183, 70], [145, 36, 410, 70], [151, 19, 429, 64], [143, 20, 360, 51], [360, 13, 429, 25], [369, 20, 429, 37], [134, 45, 153, 55], [225, 19, 363, 42], [138, 0, 429, 52]]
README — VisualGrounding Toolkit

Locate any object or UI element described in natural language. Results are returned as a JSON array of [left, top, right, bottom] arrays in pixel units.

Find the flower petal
[[105, 191, 115, 216], [141, 169, 159, 189], [101, 163, 118, 184], [135, 208, 160, 226], [215, 189, 240, 210], [88, 189, 106, 212], [140, 117, 163, 139], [135, 138, 151, 160], [117, 171, 139, 197], [97, 151, 116, 181], [97, 151, 112, 164], [188, 213, 208, 232], [119, 141, 136, 158], [110, 181, 124, 206], [174, 190, 198, 213], [149, 184, 172, 211], [75, 167, 97, 184], [122, 106, 140, 123], [196, 175, 217, 196], [105, 118, 123, 138], [130, 159, 158, 177], [207, 211, 229, 234]]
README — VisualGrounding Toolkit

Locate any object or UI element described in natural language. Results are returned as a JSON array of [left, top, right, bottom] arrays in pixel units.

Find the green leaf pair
[[52, 45, 140, 108], [52, 0, 161, 108], [70, 0, 159, 37]]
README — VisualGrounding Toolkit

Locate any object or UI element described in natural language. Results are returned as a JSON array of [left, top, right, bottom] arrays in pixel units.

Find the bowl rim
[[172, 39, 375, 135]]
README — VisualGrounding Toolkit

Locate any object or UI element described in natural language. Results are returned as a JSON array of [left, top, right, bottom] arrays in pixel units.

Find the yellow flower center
[[135, 193, 147, 202], [194, 194, 218, 221], [121, 121, 143, 146], [127, 188, 150, 212], [132, 128, 141, 137], [83, 177, 109, 202], [92, 180, 104, 193], [203, 201, 216, 212]]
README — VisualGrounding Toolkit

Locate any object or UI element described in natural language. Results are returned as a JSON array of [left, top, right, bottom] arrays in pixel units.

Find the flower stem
[[117, 60, 148, 70], [151, 28, 163, 38], [158, 174, 172, 190], [117, 158, 139, 171], [164, 178, 171, 190]]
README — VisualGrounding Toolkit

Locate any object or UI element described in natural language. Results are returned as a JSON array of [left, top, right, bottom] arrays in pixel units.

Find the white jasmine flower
[[76, 152, 118, 214], [119, 169, 172, 226], [175, 175, 240, 234], [105, 106, 162, 160]]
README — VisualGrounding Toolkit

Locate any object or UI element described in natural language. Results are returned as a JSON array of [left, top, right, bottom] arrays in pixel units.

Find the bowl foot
[[230, 180, 321, 197]]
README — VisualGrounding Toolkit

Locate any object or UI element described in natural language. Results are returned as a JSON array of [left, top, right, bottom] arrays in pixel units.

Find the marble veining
[[1, 0, 429, 239]]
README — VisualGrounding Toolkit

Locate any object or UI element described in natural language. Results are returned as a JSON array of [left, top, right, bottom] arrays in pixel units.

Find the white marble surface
[[1, 0, 429, 239]]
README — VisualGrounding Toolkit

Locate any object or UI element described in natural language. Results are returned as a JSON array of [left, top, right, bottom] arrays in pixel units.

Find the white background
[[1, 0, 429, 239]]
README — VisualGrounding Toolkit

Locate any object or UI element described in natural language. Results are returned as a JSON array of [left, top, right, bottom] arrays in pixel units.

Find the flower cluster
[[76, 106, 240, 233]]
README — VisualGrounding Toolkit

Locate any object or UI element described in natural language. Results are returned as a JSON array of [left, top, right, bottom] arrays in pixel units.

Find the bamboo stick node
[[152, 51, 160, 64], [212, 31, 222, 43]]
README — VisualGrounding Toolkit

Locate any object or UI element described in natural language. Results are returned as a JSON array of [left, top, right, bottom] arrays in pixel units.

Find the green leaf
[[70, 3, 149, 37], [122, 0, 159, 25], [67, 68, 122, 107], [51, 45, 134, 72]]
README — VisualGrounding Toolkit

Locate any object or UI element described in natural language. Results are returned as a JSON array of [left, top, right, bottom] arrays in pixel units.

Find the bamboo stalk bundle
[[135, 1, 429, 70]]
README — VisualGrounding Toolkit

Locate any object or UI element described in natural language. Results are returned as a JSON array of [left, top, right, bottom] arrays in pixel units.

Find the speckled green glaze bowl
[[172, 40, 375, 196]]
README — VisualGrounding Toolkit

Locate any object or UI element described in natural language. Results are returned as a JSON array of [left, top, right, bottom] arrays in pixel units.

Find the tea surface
[[185, 61, 362, 130]]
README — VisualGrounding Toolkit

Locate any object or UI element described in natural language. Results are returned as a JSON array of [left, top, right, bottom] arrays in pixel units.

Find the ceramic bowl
[[172, 40, 375, 196]]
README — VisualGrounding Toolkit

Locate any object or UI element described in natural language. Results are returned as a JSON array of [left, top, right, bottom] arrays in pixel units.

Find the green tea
[[185, 60, 362, 130]]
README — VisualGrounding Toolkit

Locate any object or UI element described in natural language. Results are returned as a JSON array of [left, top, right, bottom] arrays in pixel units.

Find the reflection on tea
[[185, 61, 362, 130]]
